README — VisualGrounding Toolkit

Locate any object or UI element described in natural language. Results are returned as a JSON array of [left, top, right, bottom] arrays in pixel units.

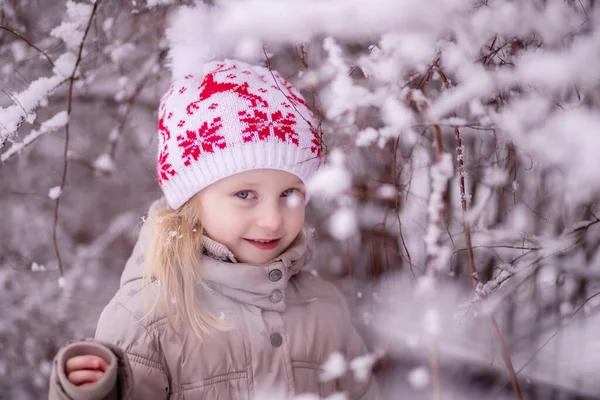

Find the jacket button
[[269, 269, 282, 282], [270, 332, 283, 347], [269, 289, 283, 303]]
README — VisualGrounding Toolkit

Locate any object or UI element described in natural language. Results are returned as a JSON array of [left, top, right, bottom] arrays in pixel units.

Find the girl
[[49, 5, 379, 400]]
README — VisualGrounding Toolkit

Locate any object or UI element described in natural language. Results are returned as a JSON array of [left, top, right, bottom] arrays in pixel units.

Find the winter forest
[[2, 0, 600, 399]]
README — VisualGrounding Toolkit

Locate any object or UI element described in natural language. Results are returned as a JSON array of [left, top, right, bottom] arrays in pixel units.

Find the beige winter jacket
[[49, 200, 379, 400]]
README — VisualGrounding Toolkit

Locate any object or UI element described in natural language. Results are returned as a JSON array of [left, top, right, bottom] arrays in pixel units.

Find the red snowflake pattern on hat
[[157, 113, 176, 184], [239, 109, 298, 145], [177, 117, 226, 166]]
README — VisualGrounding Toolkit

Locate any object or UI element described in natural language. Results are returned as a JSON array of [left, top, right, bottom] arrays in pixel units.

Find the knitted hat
[[156, 7, 321, 209]]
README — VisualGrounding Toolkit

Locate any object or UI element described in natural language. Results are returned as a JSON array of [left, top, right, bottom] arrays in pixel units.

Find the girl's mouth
[[244, 238, 280, 250]]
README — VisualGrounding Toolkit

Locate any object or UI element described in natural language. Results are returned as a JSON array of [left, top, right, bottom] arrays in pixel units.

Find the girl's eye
[[281, 188, 297, 197], [235, 191, 256, 200]]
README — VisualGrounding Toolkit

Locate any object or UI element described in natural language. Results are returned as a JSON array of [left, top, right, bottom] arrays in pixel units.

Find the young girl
[[49, 5, 379, 400]]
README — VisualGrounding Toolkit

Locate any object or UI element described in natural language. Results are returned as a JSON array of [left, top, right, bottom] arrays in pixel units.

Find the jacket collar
[[199, 233, 310, 312], [119, 199, 311, 312]]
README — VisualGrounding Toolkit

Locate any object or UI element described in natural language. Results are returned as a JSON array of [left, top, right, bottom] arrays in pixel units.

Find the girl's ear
[[187, 192, 205, 226]]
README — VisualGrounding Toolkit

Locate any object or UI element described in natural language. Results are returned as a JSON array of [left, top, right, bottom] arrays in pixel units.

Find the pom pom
[[166, 3, 231, 81]]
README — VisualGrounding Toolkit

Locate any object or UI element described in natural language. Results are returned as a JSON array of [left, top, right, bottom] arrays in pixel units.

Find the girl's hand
[[65, 355, 108, 386]]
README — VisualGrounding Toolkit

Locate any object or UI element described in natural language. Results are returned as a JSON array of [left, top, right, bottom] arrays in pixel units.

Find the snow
[[475, 269, 513, 298], [376, 184, 396, 199], [31, 262, 46, 272], [415, 275, 436, 296], [294, 395, 320, 400], [53, 52, 77, 78], [349, 353, 377, 382], [329, 208, 358, 240], [147, 0, 176, 7], [285, 191, 302, 208], [48, 186, 62, 200], [324, 393, 348, 400], [423, 153, 454, 272], [483, 168, 509, 187], [355, 127, 378, 147], [320, 38, 373, 124], [93, 154, 115, 173], [57, 277, 66, 288], [10, 42, 27, 62], [407, 366, 430, 390], [1, 111, 68, 163], [381, 97, 412, 134], [50, 1, 93, 50], [320, 352, 347, 382], [108, 43, 136, 64], [423, 308, 440, 335], [102, 17, 114, 33], [0, 75, 64, 145], [307, 150, 352, 199], [166, 3, 251, 81], [216, 0, 467, 44]]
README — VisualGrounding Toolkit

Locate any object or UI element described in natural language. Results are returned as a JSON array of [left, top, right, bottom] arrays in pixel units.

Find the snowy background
[[3, 0, 600, 399]]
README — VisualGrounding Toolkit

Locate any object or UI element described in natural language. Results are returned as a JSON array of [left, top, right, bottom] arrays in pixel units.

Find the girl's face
[[195, 169, 306, 264]]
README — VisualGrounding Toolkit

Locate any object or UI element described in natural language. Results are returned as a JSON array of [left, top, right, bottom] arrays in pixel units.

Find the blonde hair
[[143, 196, 229, 340]]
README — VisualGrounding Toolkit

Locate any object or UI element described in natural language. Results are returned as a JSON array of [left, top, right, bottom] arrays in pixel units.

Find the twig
[[436, 64, 523, 399], [495, 291, 600, 398], [1, 110, 68, 164], [0, 25, 55, 67], [52, 1, 101, 277], [107, 49, 167, 160], [424, 121, 451, 398], [429, 339, 442, 400], [391, 137, 415, 277]]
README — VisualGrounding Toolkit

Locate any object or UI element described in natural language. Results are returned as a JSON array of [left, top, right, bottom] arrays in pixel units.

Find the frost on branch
[[50, 1, 93, 50], [48, 186, 62, 200], [1, 111, 68, 163], [424, 153, 454, 273], [0, 76, 65, 146]]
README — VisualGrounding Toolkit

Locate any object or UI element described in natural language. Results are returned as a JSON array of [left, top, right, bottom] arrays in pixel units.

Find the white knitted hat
[[157, 6, 322, 209]]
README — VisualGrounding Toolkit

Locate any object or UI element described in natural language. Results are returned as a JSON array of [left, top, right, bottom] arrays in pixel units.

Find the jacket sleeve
[[333, 288, 381, 400], [94, 299, 170, 400], [340, 327, 381, 400], [48, 339, 125, 400]]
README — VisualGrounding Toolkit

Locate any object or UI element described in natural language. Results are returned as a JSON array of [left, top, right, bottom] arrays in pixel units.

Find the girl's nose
[[256, 203, 283, 232]]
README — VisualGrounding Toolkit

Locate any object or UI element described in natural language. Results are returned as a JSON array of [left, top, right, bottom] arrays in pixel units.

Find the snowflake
[[239, 109, 298, 145], [177, 117, 226, 165]]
